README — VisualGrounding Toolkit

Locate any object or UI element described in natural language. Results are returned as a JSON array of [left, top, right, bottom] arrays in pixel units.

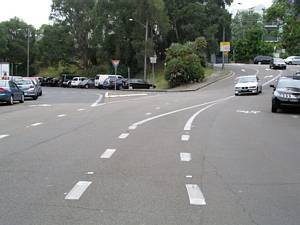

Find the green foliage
[[165, 38, 205, 87]]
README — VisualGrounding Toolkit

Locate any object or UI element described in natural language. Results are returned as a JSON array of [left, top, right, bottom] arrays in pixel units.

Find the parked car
[[95, 74, 124, 88], [270, 76, 300, 112], [0, 80, 24, 105], [16, 79, 39, 100], [284, 56, 300, 65], [59, 74, 76, 87], [254, 55, 272, 64], [23, 77, 43, 96], [234, 75, 262, 95], [270, 58, 287, 70], [128, 79, 156, 89], [71, 77, 87, 87], [78, 79, 95, 89], [103, 77, 128, 90]]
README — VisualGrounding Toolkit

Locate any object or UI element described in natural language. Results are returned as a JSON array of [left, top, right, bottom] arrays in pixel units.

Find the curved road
[[0, 64, 299, 225]]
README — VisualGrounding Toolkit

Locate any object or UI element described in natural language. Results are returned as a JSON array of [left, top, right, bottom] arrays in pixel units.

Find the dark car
[[270, 58, 287, 70], [16, 79, 39, 100], [103, 77, 128, 90], [270, 76, 300, 113], [128, 79, 156, 89], [254, 55, 272, 64], [59, 74, 76, 87], [0, 80, 24, 105], [78, 79, 95, 89]]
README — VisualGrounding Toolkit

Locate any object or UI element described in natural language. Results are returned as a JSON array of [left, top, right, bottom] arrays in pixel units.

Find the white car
[[95, 74, 124, 88], [234, 75, 262, 96], [284, 56, 300, 65], [71, 77, 87, 87]]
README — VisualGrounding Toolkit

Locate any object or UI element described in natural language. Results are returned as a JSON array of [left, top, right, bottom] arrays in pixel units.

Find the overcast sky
[[0, 0, 274, 29]]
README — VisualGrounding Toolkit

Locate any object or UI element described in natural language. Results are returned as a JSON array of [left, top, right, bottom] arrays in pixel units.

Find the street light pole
[[143, 18, 148, 81], [27, 28, 30, 77]]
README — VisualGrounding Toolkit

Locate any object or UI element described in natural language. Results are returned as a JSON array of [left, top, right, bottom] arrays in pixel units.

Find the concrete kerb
[[120, 70, 234, 93]]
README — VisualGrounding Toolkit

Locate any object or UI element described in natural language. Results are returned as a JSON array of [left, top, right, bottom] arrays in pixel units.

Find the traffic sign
[[220, 42, 230, 52], [150, 56, 157, 64], [112, 60, 120, 69]]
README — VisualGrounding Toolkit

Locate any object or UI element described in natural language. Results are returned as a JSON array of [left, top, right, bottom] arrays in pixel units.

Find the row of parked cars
[[0, 76, 42, 105], [254, 55, 300, 69], [41, 74, 156, 90]]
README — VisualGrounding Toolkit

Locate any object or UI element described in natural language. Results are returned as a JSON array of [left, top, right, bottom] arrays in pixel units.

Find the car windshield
[[17, 80, 32, 85], [277, 79, 300, 89], [238, 77, 257, 83]]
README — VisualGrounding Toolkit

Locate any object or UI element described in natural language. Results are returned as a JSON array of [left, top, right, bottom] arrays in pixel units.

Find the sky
[[0, 0, 274, 29]]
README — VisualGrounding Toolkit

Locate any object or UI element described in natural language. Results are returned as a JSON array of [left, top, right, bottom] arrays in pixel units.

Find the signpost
[[150, 56, 157, 85], [220, 41, 230, 69], [112, 60, 120, 90]]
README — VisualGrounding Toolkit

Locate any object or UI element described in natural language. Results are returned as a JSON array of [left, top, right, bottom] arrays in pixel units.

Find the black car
[[103, 77, 128, 90], [78, 79, 95, 89], [270, 58, 287, 70], [128, 79, 156, 89], [59, 74, 76, 87], [270, 76, 300, 113], [254, 55, 272, 64]]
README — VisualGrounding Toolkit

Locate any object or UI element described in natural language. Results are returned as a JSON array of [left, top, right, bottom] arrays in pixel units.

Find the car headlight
[[249, 86, 257, 89], [28, 88, 35, 91]]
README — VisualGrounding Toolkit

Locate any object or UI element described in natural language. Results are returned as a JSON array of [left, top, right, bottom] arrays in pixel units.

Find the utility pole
[[222, 26, 225, 70], [27, 28, 30, 77], [144, 18, 149, 81]]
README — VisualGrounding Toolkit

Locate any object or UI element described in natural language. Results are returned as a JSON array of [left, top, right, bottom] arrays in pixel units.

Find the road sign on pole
[[220, 42, 231, 52], [150, 56, 157, 85], [112, 60, 120, 90]]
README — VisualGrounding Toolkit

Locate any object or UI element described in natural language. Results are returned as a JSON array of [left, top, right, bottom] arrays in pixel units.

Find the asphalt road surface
[[1, 64, 300, 225]]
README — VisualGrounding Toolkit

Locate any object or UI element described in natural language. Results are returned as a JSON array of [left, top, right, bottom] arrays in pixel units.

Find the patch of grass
[[204, 67, 213, 78]]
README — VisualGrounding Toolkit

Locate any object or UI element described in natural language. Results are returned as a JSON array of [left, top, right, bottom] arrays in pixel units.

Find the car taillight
[[0, 87, 5, 93]]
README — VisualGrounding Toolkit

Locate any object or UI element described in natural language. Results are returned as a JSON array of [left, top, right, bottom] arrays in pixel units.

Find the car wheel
[[8, 95, 14, 105], [19, 94, 25, 103], [85, 84, 89, 89], [33, 95, 38, 100], [271, 104, 278, 113], [40, 91, 42, 96]]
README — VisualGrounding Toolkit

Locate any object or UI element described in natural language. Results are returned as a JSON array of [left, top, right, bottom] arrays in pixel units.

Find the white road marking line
[[181, 135, 190, 141], [265, 68, 271, 71], [77, 108, 86, 111], [262, 71, 282, 87], [145, 112, 152, 116], [119, 133, 129, 139], [0, 134, 9, 139], [100, 149, 116, 159], [128, 125, 137, 130], [180, 153, 191, 162], [155, 107, 161, 110], [186, 184, 206, 206], [184, 104, 216, 131], [57, 114, 67, 118], [91, 94, 104, 107], [27, 122, 43, 128], [186, 175, 193, 178], [29, 104, 52, 107], [264, 75, 273, 79], [65, 181, 92, 200], [241, 69, 246, 72], [85, 172, 94, 175], [105, 92, 148, 98], [236, 110, 261, 114], [130, 96, 235, 129]]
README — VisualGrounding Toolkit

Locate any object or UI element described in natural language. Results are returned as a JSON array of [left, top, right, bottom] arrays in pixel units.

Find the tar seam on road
[[65, 181, 92, 200], [101, 149, 116, 159], [185, 184, 206, 206]]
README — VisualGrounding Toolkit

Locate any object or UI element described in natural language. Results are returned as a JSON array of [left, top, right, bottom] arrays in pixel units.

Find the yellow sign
[[220, 42, 230, 52]]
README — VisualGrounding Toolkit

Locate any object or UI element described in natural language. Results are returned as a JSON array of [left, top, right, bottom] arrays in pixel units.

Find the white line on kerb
[[180, 153, 191, 162], [101, 149, 116, 159], [130, 96, 234, 129], [27, 122, 43, 128], [65, 181, 92, 200], [186, 184, 206, 206], [0, 134, 9, 139], [184, 104, 216, 131], [181, 135, 190, 141], [119, 133, 129, 139]]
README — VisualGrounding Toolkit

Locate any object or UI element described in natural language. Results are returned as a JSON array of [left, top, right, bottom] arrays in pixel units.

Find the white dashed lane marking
[[119, 133, 129, 139], [145, 112, 152, 116], [57, 114, 67, 118], [186, 184, 206, 206], [0, 134, 9, 139], [181, 135, 190, 142], [27, 122, 43, 128], [77, 108, 86, 111], [128, 125, 137, 130], [65, 181, 92, 200], [100, 149, 116, 159], [180, 153, 191, 162]]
